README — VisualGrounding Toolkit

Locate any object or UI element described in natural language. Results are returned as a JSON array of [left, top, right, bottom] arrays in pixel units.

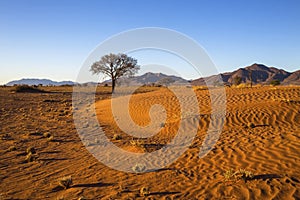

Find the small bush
[[26, 147, 36, 154], [25, 152, 37, 162], [8, 146, 17, 152], [112, 134, 122, 140], [140, 186, 150, 197], [247, 122, 255, 128], [132, 163, 146, 173], [14, 85, 45, 93], [43, 132, 51, 138], [223, 168, 254, 182], [270, 79, 280, 86], [58, 176, 73, 189], [47, 135, 54, 142]]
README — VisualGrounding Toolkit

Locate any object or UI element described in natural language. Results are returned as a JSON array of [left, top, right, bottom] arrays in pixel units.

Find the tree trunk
[[111, 79, 116, 93]]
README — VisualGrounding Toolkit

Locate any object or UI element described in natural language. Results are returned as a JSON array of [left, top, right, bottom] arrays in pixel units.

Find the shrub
[[247, 122, 255, 128], [43, 132, 51, 138], [132, 163, 146, 173], [8, 146, 17, 152], [140, 187, 150, 197], [14, 85, 45, 93], [47, 135, 54, 142], [223, 168, 254, 182], [58, 176, 73, 189], [26, 147, 36, 154], [112, 134, 122, 140], [25, 152, 37, 162], [270, 79, 280, 86]]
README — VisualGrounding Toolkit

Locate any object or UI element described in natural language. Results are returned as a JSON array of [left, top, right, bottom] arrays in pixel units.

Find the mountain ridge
[[192, 63, 299, 85], [5, 64, 300, 86]]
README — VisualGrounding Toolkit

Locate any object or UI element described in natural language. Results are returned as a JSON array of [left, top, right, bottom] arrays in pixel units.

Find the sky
[[0, 0, 300, 84]]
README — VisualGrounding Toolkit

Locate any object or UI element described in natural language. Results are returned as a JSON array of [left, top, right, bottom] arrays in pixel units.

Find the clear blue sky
[[0, 0, 300, 84]]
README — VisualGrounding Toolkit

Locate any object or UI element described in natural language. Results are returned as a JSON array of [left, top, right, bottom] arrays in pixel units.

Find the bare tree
[[90, 53, 140, 93]]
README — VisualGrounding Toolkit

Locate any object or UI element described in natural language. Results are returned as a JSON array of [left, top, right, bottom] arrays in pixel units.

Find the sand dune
[[0, 86, 299, 199]]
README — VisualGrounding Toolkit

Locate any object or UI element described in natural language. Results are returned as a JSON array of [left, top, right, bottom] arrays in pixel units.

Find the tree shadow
[[255, 124, 271, 128], [252, 174, 283, 180], [72, 182, 114, 188], [155, 167, 176, 172], [39, 158, 68, 161], [151, 191, 181, 195], [52, 182, 114, 192], [39, 150, 61, 154]]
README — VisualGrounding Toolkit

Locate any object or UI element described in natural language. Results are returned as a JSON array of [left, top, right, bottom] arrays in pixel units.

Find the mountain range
[[6, 78, 77, 86], [191, 63, 299, 86], [5, 64, 300, 86]]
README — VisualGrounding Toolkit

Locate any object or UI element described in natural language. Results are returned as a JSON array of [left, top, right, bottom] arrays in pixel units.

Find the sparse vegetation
[[112, 134, 122, 140], [132, 163, 146, 173], [270, 79, 280, 86], [58, 176, 73, 189], [130, 139, 144, 147], [26, 147, 36, 154], [8, 146, 17, 152], [247, 122, 255, 128], [43, 132, 51, 138], [14, 85, 45, 93], [25, 152, 37, 162], [223, 168, 254, 182], [47, 135, 54, 142], [140, 186, 150, 197]]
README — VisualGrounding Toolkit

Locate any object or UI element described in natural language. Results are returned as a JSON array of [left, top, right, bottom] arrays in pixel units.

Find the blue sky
[[0, 0, 300, 84]]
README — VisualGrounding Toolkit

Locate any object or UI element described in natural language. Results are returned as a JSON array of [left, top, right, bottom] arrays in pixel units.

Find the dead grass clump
[[25, 152, 37, 162], [26, 147, 36, 154], [140, 186, 150, 197], [132, 163, 146, 173], [47, 135, 54, 142], [58, 176, 73, 189], [8, 146, 17, 152], [247, 122, 255, 128], [25, 147, 38, 162], [112, 134, 122, 140], [43, 132, 51, 138], [223, 168, 254, 182]]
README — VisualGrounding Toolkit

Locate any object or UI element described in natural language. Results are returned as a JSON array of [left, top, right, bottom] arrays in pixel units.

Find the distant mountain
[[192, 64, 300, 86], [6, 78, 77, 86], [6, 64, 299, 87], [103, 72, 188, 85]]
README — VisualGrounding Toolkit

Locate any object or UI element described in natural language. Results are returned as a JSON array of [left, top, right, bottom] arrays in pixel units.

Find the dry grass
[[58, 176, 73, 189]]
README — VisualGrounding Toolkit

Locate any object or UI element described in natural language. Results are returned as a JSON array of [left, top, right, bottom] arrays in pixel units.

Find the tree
[[90, 53, 140, 93]]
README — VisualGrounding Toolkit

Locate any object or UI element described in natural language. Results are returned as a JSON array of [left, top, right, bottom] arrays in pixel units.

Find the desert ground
[[0, 85, 299, 199]]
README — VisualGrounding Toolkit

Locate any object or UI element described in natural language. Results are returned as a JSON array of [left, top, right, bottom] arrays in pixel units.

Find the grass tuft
[[140, 186, 150, 197], [223, 168, 254, 182], [58, 176, 73, 189]]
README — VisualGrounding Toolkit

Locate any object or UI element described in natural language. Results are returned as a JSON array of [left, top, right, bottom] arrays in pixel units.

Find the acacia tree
[[90, 53, 140, 93]]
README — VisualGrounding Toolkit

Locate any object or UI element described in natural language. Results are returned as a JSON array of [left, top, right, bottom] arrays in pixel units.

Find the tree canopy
[[90, 53, 140, 93]]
